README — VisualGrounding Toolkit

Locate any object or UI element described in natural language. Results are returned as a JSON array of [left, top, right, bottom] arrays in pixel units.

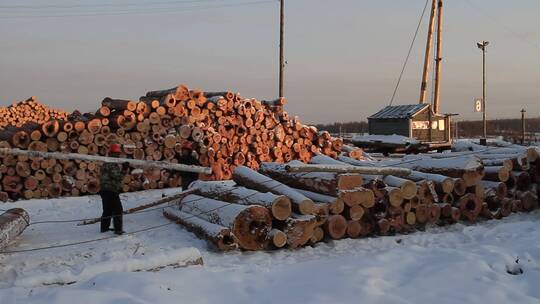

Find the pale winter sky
[[0, 0, 539, 124]]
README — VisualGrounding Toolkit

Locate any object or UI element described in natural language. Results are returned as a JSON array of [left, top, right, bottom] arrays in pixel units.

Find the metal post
[[279, 0, 285, 98], [477, 41, 489, 145], [521, 109, 526, 145]]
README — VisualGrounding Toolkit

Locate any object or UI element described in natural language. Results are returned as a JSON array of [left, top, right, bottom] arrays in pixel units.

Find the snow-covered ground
[[1, 189, 540, 304]]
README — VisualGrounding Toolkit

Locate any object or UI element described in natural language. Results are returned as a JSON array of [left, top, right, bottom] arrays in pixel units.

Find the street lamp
[[477, 41, 489, 145]]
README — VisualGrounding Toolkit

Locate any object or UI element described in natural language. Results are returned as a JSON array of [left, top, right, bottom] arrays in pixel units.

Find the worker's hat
[[109, 143, 122, 153]]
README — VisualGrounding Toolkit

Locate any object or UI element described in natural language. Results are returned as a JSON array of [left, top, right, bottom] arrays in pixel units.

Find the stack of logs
[[164, 145, 540, 251], [0, 84, 342, 201], [0, 96, 68, 129]]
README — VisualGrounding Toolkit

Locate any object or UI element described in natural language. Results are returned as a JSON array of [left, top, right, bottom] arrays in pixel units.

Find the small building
[[368, 104, 451, 148]]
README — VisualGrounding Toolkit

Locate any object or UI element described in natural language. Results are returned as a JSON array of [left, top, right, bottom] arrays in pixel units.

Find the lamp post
[[521, 108, 526, 145], [477, 41, 489, 145]]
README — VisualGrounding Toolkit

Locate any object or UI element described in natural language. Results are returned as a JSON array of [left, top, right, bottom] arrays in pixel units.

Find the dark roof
[[368, 104, 429, 119]]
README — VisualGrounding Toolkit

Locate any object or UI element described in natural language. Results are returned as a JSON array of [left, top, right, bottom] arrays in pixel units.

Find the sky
[[0, 0, 539, 124]]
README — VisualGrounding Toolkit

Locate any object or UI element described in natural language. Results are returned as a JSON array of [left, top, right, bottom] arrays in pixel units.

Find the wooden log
[[324, 214, 347, 240], [268, 229, 287, 248], [294, 188, 345, 214], [453, 178, 467, 196], [0, 148, 212, 174], [0, 208, 30, 250], [288, 162, 411, 176], [274, 214, 317, 249], [515, 191, 538, 212], [406, 170, 454, 194], [511, 171, 531, 191], [232, 166, 314, 215], [189, 180, 291, 221], [101, 97, 137, 112], [260, 162, 362, 196], [483, 166, 510, 182], [163, 208, 237, 251], [146, 85, 190, 101], [482, 181, 508, 199], [343, 205, 365, 221], [346, 220, 362, 238], [179, 194, 272, 251], [382, 175, 417, 200], [454, 193, 482, 222]]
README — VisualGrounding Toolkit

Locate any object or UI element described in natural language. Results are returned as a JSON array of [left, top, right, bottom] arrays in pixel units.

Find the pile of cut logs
[[164, 144, 539, 251], [0, 97, 69, 129], [0, 84, 342, 201]]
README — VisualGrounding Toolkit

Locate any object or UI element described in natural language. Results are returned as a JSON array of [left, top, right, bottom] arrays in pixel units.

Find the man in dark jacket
[[99, 143, 127, 235], [178, 141, 199, 190]]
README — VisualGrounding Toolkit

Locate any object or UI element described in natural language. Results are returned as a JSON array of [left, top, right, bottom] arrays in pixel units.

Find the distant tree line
[[316, 117, 540, 138], [315, 121, 368, 134]]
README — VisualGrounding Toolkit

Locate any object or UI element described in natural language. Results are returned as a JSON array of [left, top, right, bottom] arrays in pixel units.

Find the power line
[[0, 0, 223, 10], [389, 0, 430, 106], [0, 0, 276, 19]]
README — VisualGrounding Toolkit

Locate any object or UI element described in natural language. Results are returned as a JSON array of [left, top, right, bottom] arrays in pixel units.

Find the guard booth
[[368, 104, 452, 150]]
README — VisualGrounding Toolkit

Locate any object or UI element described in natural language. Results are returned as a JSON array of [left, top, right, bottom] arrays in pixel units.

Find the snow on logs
[[0, 208, 30, 250], [163, 208, 238, 251], [177, 194, 272, 251], [189, 180, 292, 221], [232, 166, 315, 215], [166, 142, 539, 251]]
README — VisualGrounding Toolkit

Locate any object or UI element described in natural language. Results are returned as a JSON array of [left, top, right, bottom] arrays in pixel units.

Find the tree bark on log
[[483, 166, 510, 182], [232, 166, 315, 215], [189, 180, 291, 221], [179, 194, 272, 251], [0, 208, 30, 250], [405, 170, 455, 194], [274, 214, 317, 249], [163, 208, 237, 251], [382, 175, 417, 200], [260, 162, 362, 196], [293, 188, 344, 214]]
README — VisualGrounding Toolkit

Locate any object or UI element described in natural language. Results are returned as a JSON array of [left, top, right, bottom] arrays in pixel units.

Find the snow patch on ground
[[1, 190, 540, 303]]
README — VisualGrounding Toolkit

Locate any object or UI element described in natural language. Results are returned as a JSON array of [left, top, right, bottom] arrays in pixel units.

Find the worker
[[178, 141, 199, 190], [99, 143, 128, 235]]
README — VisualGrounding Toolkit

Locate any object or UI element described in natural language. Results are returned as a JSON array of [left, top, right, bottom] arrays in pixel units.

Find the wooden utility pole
[[521, 109, 526, 145], [477, 41, 489, 143], [433, 0, 443, 113], [279, 0, 285, 98], [419, 0, 438, 104]]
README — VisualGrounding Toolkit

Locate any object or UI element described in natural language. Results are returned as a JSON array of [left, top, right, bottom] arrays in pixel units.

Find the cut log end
[[232, 206, 272, 251], [324, 215, 347, 240], [269, 229, 287, 248], [271, 196, 292, 221]]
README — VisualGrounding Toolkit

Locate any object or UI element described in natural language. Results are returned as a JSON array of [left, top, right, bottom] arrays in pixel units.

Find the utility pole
[[433, 0, 443, 114], [279, 0, 285, 98], [477, 41, 489, 145], [419, 0, 438, 104], [521, 108, 526, 145]]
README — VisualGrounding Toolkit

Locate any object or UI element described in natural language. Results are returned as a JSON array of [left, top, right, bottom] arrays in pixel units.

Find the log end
[[298, 199, 315, 215], [232, 206, 272, 251], [271, 196, 292, 221], [324, 215, 347, 240]]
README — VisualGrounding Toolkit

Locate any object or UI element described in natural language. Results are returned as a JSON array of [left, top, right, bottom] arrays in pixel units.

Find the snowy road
[[1, 189, 540, 304]]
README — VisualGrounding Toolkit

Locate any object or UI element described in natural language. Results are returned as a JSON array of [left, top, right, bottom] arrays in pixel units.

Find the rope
[[0, 171, 312, 254], [389, 0, 430, 106]]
